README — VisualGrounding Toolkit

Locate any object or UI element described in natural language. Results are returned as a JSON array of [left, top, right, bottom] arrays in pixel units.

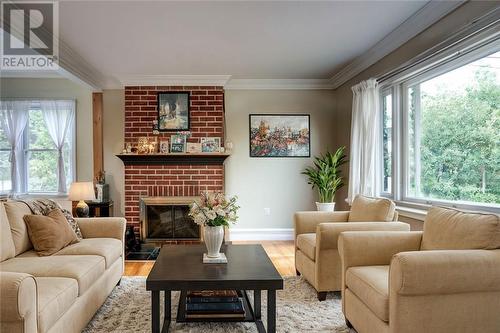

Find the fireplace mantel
[[116, 153, 230, 165]]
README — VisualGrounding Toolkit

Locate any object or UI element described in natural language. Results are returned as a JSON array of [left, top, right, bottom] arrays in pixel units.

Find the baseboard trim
[[229, 228, 294, 241]]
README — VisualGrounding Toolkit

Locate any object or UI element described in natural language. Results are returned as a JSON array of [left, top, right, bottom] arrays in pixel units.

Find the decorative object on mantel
[[159, 139, 169, 154], [137, 137, 157, 154], [186, 142, 202, 153], [158, 91, 190, 131], [302, 146, 347, 212], [189, 191, 240, 261], [68, 182, 96, 217], [170, 131, 191, 153], [201, 137, 221, 153], [225, 140, 234, 153], [249, 114, 310, 157]]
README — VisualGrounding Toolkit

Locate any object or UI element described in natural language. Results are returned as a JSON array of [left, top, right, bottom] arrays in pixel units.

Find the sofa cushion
[[421, 206, 500, 250], [296, 233, 316, 261], [0, 203, 15, 262], [23, 209, 79, 256], [36, 277, 78, 333], [346, 265, 389, 322], [0, 255, 105, 296], [4, 201, 33, 255], [348, 195, 396, 222], [55, 238, 122, 269]]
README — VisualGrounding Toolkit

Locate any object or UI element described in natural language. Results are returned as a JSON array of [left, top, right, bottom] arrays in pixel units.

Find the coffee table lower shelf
[[176, 290, 258, 324]]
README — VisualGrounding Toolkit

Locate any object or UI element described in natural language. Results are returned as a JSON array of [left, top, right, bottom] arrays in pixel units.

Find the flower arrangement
[[189, 192, 239, 227]]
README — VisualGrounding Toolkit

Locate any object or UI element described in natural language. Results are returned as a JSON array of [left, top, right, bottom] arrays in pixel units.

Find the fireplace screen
[[144, 204, 200, 240]]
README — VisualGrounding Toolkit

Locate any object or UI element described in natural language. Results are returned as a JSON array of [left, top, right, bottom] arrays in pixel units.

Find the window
[[381, 90, 393, 194], [381, 48, 500, 210], [0, 100, 75, 194]]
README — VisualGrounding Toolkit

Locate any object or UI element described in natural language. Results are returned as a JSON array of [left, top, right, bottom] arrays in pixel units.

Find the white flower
[[215, 208, 226, 217], [206, 210, 217, 220], [194, 214, 206, 226]]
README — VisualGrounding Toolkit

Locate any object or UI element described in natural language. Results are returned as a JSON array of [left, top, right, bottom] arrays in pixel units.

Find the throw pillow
[[23, 209, 79, 256]]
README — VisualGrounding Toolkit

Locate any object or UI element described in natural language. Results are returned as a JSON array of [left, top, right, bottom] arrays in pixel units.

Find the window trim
[[380, 43, 500, 214]]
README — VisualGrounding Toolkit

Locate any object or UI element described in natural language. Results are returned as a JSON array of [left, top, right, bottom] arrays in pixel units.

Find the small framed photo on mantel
[[201, 137, 221, 153], [170, 134, 186, 153]]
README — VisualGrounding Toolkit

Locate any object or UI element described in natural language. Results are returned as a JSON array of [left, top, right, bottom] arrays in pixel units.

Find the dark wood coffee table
[[146, 244, 283, 333]]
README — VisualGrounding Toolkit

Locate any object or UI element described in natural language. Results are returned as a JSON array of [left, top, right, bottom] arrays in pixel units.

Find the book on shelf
[[186, 301, 245, 314], [187, 290, 239, 303]]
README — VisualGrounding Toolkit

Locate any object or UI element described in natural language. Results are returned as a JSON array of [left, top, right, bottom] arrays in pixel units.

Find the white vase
[[316, 202, 336, 212], [204, 225, 224, 258]]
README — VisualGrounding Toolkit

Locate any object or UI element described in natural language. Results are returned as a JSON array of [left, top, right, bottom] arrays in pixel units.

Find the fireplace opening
[[140, 196, 201, 242]]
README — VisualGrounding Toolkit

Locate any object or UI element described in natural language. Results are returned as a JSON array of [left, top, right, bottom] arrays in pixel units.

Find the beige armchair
[[294, 195, 410, 300], [338, 206, 500, 333]]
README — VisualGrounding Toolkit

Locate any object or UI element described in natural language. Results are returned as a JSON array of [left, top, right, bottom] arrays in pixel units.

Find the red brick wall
[[123, 86, 225, 237]]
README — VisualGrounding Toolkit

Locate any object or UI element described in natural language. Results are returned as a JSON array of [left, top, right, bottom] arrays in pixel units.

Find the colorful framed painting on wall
[[157, 92, 190, 131], [249, 114, 310, 157]]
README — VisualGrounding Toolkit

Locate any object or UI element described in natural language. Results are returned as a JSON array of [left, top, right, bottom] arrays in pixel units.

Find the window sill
[[396, 205, 427, 221]]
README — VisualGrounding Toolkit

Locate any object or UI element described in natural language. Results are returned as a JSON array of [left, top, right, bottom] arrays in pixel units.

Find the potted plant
[[302, 147, 347, 212], [189, 192, 240, 258]]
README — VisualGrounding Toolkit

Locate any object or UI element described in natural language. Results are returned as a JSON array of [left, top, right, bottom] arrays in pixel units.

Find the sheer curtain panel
[[40, 100, 75, 193], [0, 100, 30, 193], [347, 79, 381, 204]]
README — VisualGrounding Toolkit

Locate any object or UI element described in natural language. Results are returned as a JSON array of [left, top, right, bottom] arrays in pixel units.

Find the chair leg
[[345, 317, 353, 328], [296, 269, 301, 276], [317, 292, 327, 301]]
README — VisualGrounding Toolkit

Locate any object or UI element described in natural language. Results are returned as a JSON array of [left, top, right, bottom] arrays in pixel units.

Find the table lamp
[[68, 182, 96, 217]]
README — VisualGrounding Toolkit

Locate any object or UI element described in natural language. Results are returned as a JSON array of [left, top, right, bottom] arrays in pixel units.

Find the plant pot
[[316, 202, 336, 212], [204, 225, 224, 258]]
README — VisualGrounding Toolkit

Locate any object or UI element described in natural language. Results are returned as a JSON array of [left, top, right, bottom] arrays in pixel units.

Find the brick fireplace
[[123, 86, 225, 239]]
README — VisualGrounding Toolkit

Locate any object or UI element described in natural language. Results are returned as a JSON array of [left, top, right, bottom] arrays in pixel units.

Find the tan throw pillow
[[23, 209, 79, 256], [421, 206, 500, 250], [348, 195, 396, 222]]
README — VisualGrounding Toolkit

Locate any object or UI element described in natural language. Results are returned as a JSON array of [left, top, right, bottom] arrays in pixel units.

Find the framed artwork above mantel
[[249, 114, 310, 157], [157, 92, 190, 131]]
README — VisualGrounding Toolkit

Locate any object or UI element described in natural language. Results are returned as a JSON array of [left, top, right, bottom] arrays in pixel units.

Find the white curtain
[[40, 100, 75, 193], [0, 100, 30, 193], [347, 78, 381, 204]]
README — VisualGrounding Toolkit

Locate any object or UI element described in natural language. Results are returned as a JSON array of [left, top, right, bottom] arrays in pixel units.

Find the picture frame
[[170, 134, 186, 153], [157, 92, 190, 131], [186, 142, 202, 153], [249, 114, 310, 157], [201, 137, 221, 153], [159, 139, 169, 154]]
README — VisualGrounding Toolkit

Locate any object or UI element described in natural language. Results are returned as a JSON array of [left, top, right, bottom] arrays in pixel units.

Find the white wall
[[0, 78, 94, 182], [102, 89, 125, 217], [224, 90, 336, 237]]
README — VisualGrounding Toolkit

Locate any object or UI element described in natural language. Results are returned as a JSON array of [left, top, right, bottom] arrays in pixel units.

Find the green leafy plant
[[302, 147, 347, 203]]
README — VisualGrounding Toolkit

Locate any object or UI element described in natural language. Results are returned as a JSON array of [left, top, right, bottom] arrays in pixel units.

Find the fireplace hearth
[[140, 196, 201, 242]]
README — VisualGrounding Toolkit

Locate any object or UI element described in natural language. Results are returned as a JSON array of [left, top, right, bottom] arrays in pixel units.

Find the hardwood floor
[[124, 240, 296, 277]]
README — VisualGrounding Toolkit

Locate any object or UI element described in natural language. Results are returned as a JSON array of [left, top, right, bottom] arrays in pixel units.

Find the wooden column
[[92, 92, 103, 180]]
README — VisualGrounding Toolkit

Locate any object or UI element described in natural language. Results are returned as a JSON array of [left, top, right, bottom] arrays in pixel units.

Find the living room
[[1, 1, 499, 333]]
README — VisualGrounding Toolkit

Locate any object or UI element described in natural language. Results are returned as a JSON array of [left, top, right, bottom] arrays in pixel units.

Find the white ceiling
[[1, 1, 465, 89], [57, 0, 432, 88]]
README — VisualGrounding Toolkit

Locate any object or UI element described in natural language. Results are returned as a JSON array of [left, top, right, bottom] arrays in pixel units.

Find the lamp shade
[[68, 182, 96, 201]]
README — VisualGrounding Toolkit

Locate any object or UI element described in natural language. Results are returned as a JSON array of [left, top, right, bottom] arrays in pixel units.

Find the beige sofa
[[0, 201, 126, 333], [339, 206, 500, 333], [294, 195, 410, 300]]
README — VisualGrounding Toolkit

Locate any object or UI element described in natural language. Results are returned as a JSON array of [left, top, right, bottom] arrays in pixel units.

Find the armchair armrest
[[0, 272, 37, 324], [294, 211, 350, 237], [316, 222, 410, 251], [76, 217, 126, 241], [338, 231, 422, 268], [391, 249, 500, 296]]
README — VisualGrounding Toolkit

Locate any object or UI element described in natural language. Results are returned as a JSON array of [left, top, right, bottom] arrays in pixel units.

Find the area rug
[[83, 276, 352, 333]]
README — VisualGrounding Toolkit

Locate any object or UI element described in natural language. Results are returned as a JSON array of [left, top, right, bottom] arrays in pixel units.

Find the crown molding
[[329, 1, 466, 89], [118, 75, 232, 88], [224, 78, 335, 90]]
